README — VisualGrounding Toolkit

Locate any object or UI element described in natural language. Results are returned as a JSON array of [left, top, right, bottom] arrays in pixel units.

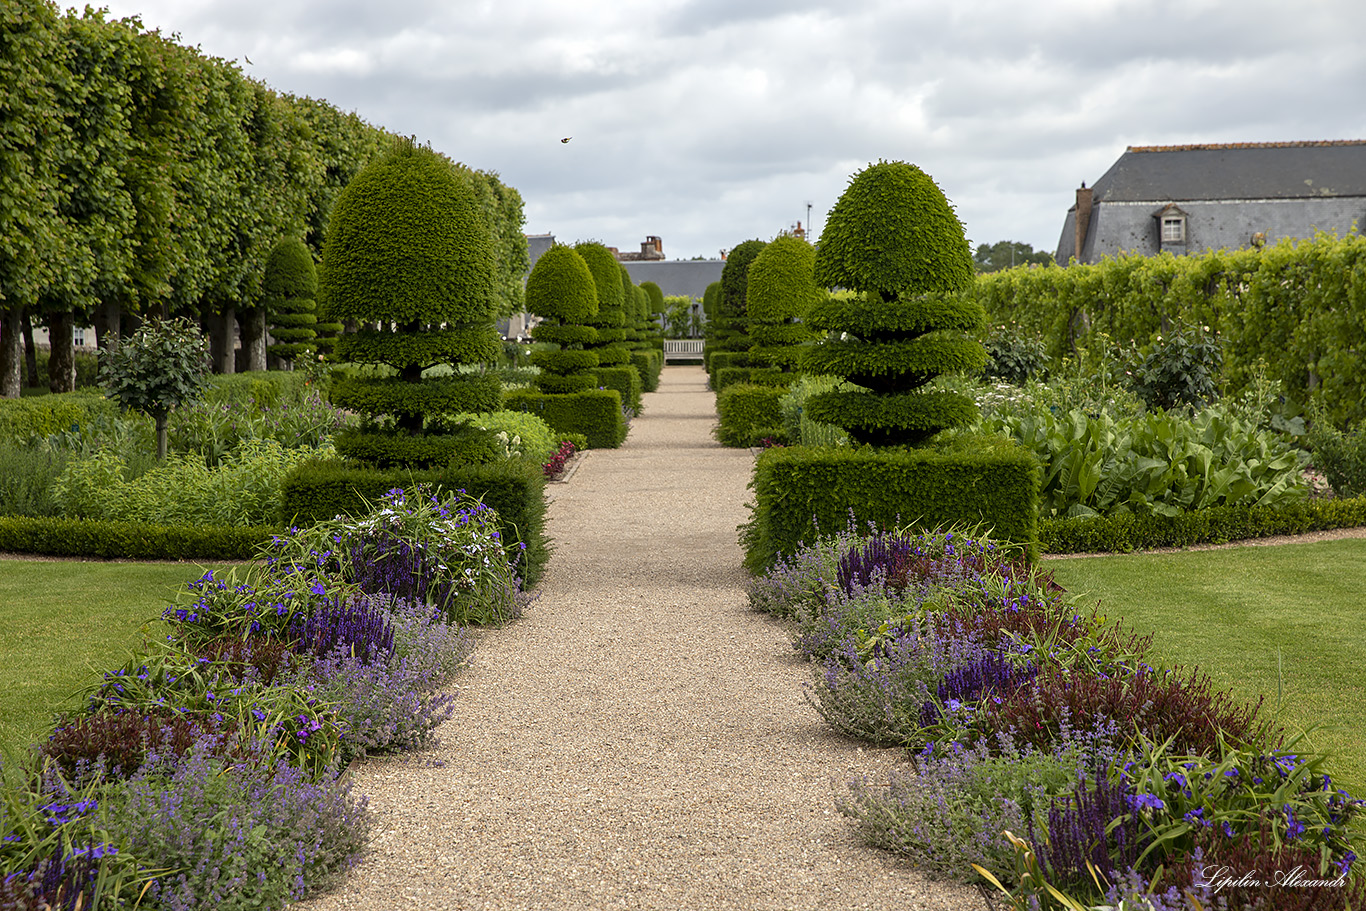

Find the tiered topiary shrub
[[263, 237, 318, 367], [801, 160, 986, 447], [705, 240, 766, 385], [747, 233, 822, 377], [744, 161, 1039, 570], [572, 242, 641, 414], [526, 244, 600, 394], [715, 234, 824, 447], [502, 242, 626, 449], [318, 138, 503, 467]]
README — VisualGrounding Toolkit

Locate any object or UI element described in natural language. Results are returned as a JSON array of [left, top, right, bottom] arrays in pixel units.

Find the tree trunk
[[238, 306, 267, 371], [0, 307, 22, 399], [155, 412, 168, 461], [210, 306, 236, 374], [48, 310, 76, 393], [21, 311, 38, 388], [94, 299, 121, 355]]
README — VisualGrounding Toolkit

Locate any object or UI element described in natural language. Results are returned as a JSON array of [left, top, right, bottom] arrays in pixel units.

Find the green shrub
[[741, 437, 1040, 573], [0, 389, 118, 445], [0, 442, 71, 516], [0, 516, 271, 560], [1308, 419, 1366, 498], [629, 349, 662, 393], [591, 364, 643, 415], [1039, 495, 1366, 554], [502, 388, 626, 449], [778, 375, 849, 448], [1128, 322, 1223, 411], [707, 350, 750, 385], [982, 326, 1050, 385], [574, 242, 631, 370], [52, 440, 335, 527], [707, 240, 766, 361], [456, 409, 557, 466], [804, 161, 983, 447], [713, 366, 752, 392], [278, 457, 549, 585], [716, 383, 786, 448], [526, 243, 600, 394], [815, 160, 975, 302]]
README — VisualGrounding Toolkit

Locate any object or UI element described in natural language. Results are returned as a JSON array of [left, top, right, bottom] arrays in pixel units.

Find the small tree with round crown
[[525, 243, 599, 394], [801, 160, 985, 446], [318, 138, 502, 467]]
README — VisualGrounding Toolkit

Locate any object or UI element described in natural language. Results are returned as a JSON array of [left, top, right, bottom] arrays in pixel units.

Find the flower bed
[[0, 485, 530, 911], [749, 524, 1364, 909]]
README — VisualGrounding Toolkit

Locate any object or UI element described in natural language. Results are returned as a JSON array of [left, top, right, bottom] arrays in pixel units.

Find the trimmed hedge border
[[1040, 496, 1366, 554], [279, 458, 550, 586], [742, 438, 1041, 574], [0, 516, 272, 561]]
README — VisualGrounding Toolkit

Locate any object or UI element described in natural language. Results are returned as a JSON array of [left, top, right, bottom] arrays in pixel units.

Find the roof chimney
[[1074, 183, 1094, 263]]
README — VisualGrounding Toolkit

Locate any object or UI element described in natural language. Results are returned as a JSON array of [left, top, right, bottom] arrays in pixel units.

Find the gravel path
[[299, 366, 985, 911]]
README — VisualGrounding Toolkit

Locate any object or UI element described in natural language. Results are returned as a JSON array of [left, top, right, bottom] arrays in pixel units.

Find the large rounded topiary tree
[[263, 236, 318, 366], [801, 160, 985, 446], [318, 138, 502, 466], [746, 234, 821, 372], [525, 243, 599, 394]]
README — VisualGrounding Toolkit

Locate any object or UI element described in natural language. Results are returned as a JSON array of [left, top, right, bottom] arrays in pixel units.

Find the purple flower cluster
[[104, 736, 369, 911], [289, 598, 396, 666], [835, 532, 914, 594], [916, 653, 1037, 728]]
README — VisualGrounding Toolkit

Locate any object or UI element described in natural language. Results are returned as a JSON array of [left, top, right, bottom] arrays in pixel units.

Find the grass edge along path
[[0, 560, 226, 753], [1044, 538, 1366, 796]]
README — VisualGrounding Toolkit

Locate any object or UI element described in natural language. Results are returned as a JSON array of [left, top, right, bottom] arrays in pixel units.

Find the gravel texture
[[298, 366, 987, 911]]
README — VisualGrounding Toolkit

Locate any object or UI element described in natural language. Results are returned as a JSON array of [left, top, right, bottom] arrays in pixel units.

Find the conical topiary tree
[[525, 243, 599, 394], [318, 138, 503, 466], [801, 160, 985, 447], [263, 237, 318, 366], [746, 234, 821, 373]]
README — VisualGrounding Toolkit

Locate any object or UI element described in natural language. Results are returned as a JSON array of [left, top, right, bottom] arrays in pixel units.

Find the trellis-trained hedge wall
[[974, 234, 1366, 427]]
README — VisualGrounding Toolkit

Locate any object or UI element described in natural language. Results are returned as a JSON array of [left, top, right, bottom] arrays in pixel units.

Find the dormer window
[[1153, 203, 1189, 250]]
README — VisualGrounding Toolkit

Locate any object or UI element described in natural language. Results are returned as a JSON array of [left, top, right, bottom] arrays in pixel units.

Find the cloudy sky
[[93, 0, 1366, 262]]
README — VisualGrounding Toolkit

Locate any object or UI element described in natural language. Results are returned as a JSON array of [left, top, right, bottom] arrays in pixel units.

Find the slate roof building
[[1055, 141, 1366, 264]]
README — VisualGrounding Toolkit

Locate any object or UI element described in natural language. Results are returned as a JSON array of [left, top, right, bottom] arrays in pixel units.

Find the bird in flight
[[561, 137, 572, 144], [244, 55, 253, 64]]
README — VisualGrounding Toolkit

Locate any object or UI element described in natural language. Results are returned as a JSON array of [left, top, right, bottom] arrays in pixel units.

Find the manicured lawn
[[1045, 538, 1366, 796], [0, 559, 225, 753]]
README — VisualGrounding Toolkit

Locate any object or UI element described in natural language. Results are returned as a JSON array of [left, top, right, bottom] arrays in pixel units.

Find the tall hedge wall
[[975, 234, 1366, 427]]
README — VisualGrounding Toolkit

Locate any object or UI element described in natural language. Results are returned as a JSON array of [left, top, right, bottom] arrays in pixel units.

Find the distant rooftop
[[1089, 140, 1366, 202]]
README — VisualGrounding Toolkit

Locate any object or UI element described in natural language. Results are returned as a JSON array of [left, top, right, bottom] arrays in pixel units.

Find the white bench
[[662, 339, 706, 362]]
